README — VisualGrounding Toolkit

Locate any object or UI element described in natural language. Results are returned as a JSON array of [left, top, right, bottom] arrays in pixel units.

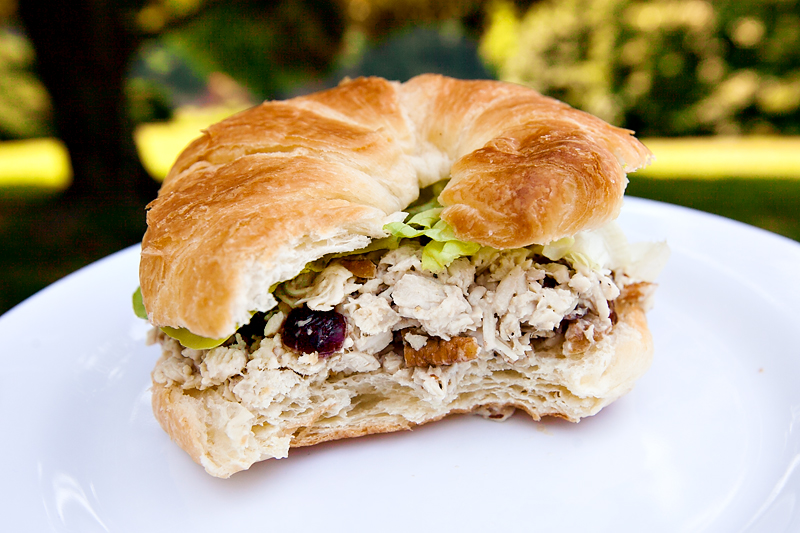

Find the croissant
[[139, 74, 665, 477]]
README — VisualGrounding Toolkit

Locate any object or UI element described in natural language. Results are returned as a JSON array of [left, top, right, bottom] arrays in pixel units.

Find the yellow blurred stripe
[[134, 106, 249, 180], [0, 106, 245, 188], [638, 136, 800, 179], [1, 131, 799, 188], [0, 138, 72, 189], [134, 121, 200, 181]]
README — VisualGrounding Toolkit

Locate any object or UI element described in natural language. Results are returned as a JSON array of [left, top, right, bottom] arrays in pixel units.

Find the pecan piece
[[563, 319, 603, 355], [339, 258, 377, 279], [403, 336, 479, 367], [618, 281, 656, 305], [563, 282, 656, 355]]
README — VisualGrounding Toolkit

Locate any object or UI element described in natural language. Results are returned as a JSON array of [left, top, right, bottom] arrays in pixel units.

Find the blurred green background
[[1, 0, 799, 315]]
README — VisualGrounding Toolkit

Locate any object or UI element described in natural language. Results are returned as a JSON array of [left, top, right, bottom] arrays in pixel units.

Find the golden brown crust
[[401, 74, 650, 248], [140, 74, 651, 339], [440, 125, 628, 248]]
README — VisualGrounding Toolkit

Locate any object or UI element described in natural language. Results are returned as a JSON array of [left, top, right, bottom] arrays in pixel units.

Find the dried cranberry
[[282, 307, 347, 357]]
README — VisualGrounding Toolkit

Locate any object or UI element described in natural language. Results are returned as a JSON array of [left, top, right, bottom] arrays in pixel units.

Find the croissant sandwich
[[135, 74, 669, 478]]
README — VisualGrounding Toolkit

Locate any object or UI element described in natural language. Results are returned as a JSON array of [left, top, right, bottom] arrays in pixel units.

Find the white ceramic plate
[[2, 197, 800, 532]]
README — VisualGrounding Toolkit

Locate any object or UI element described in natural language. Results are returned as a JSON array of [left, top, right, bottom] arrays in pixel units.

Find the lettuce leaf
[[540, 223, 631, 270], [539, 221, 669, 279], [384, 204, 481, 273], [404, 179, 448, 217], [132, 286, 148, 320], [159, 326, 229, 350], [132, 286, 229, 349], [421, 239, 481, 272], [627, 240, 671, 282]]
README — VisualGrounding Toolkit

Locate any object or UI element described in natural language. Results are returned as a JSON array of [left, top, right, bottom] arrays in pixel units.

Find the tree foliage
[[482, 0, 800, 136], [7, 0, 350, 203], [0, 26, 52, 139]]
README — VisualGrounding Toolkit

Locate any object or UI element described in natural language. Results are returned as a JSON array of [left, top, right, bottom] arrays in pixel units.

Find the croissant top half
[[139, 74, 652, 339]]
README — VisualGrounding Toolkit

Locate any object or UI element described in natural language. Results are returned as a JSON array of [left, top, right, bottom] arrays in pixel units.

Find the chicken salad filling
[[151, 224, 665, 395]]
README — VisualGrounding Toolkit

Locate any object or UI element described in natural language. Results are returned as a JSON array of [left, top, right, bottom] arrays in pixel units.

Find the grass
[[1, 130, 799, 316], [627, 176, 800, 243]]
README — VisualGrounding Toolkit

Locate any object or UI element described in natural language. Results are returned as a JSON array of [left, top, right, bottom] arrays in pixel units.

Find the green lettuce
[[132, 287, 148, 320], [159, 326, 229, 350], [384, 205, 481, 273], [132, 286, 229, 350]]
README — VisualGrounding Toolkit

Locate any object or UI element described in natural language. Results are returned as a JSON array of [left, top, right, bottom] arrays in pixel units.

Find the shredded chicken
[[152, 241, 647, 410]]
